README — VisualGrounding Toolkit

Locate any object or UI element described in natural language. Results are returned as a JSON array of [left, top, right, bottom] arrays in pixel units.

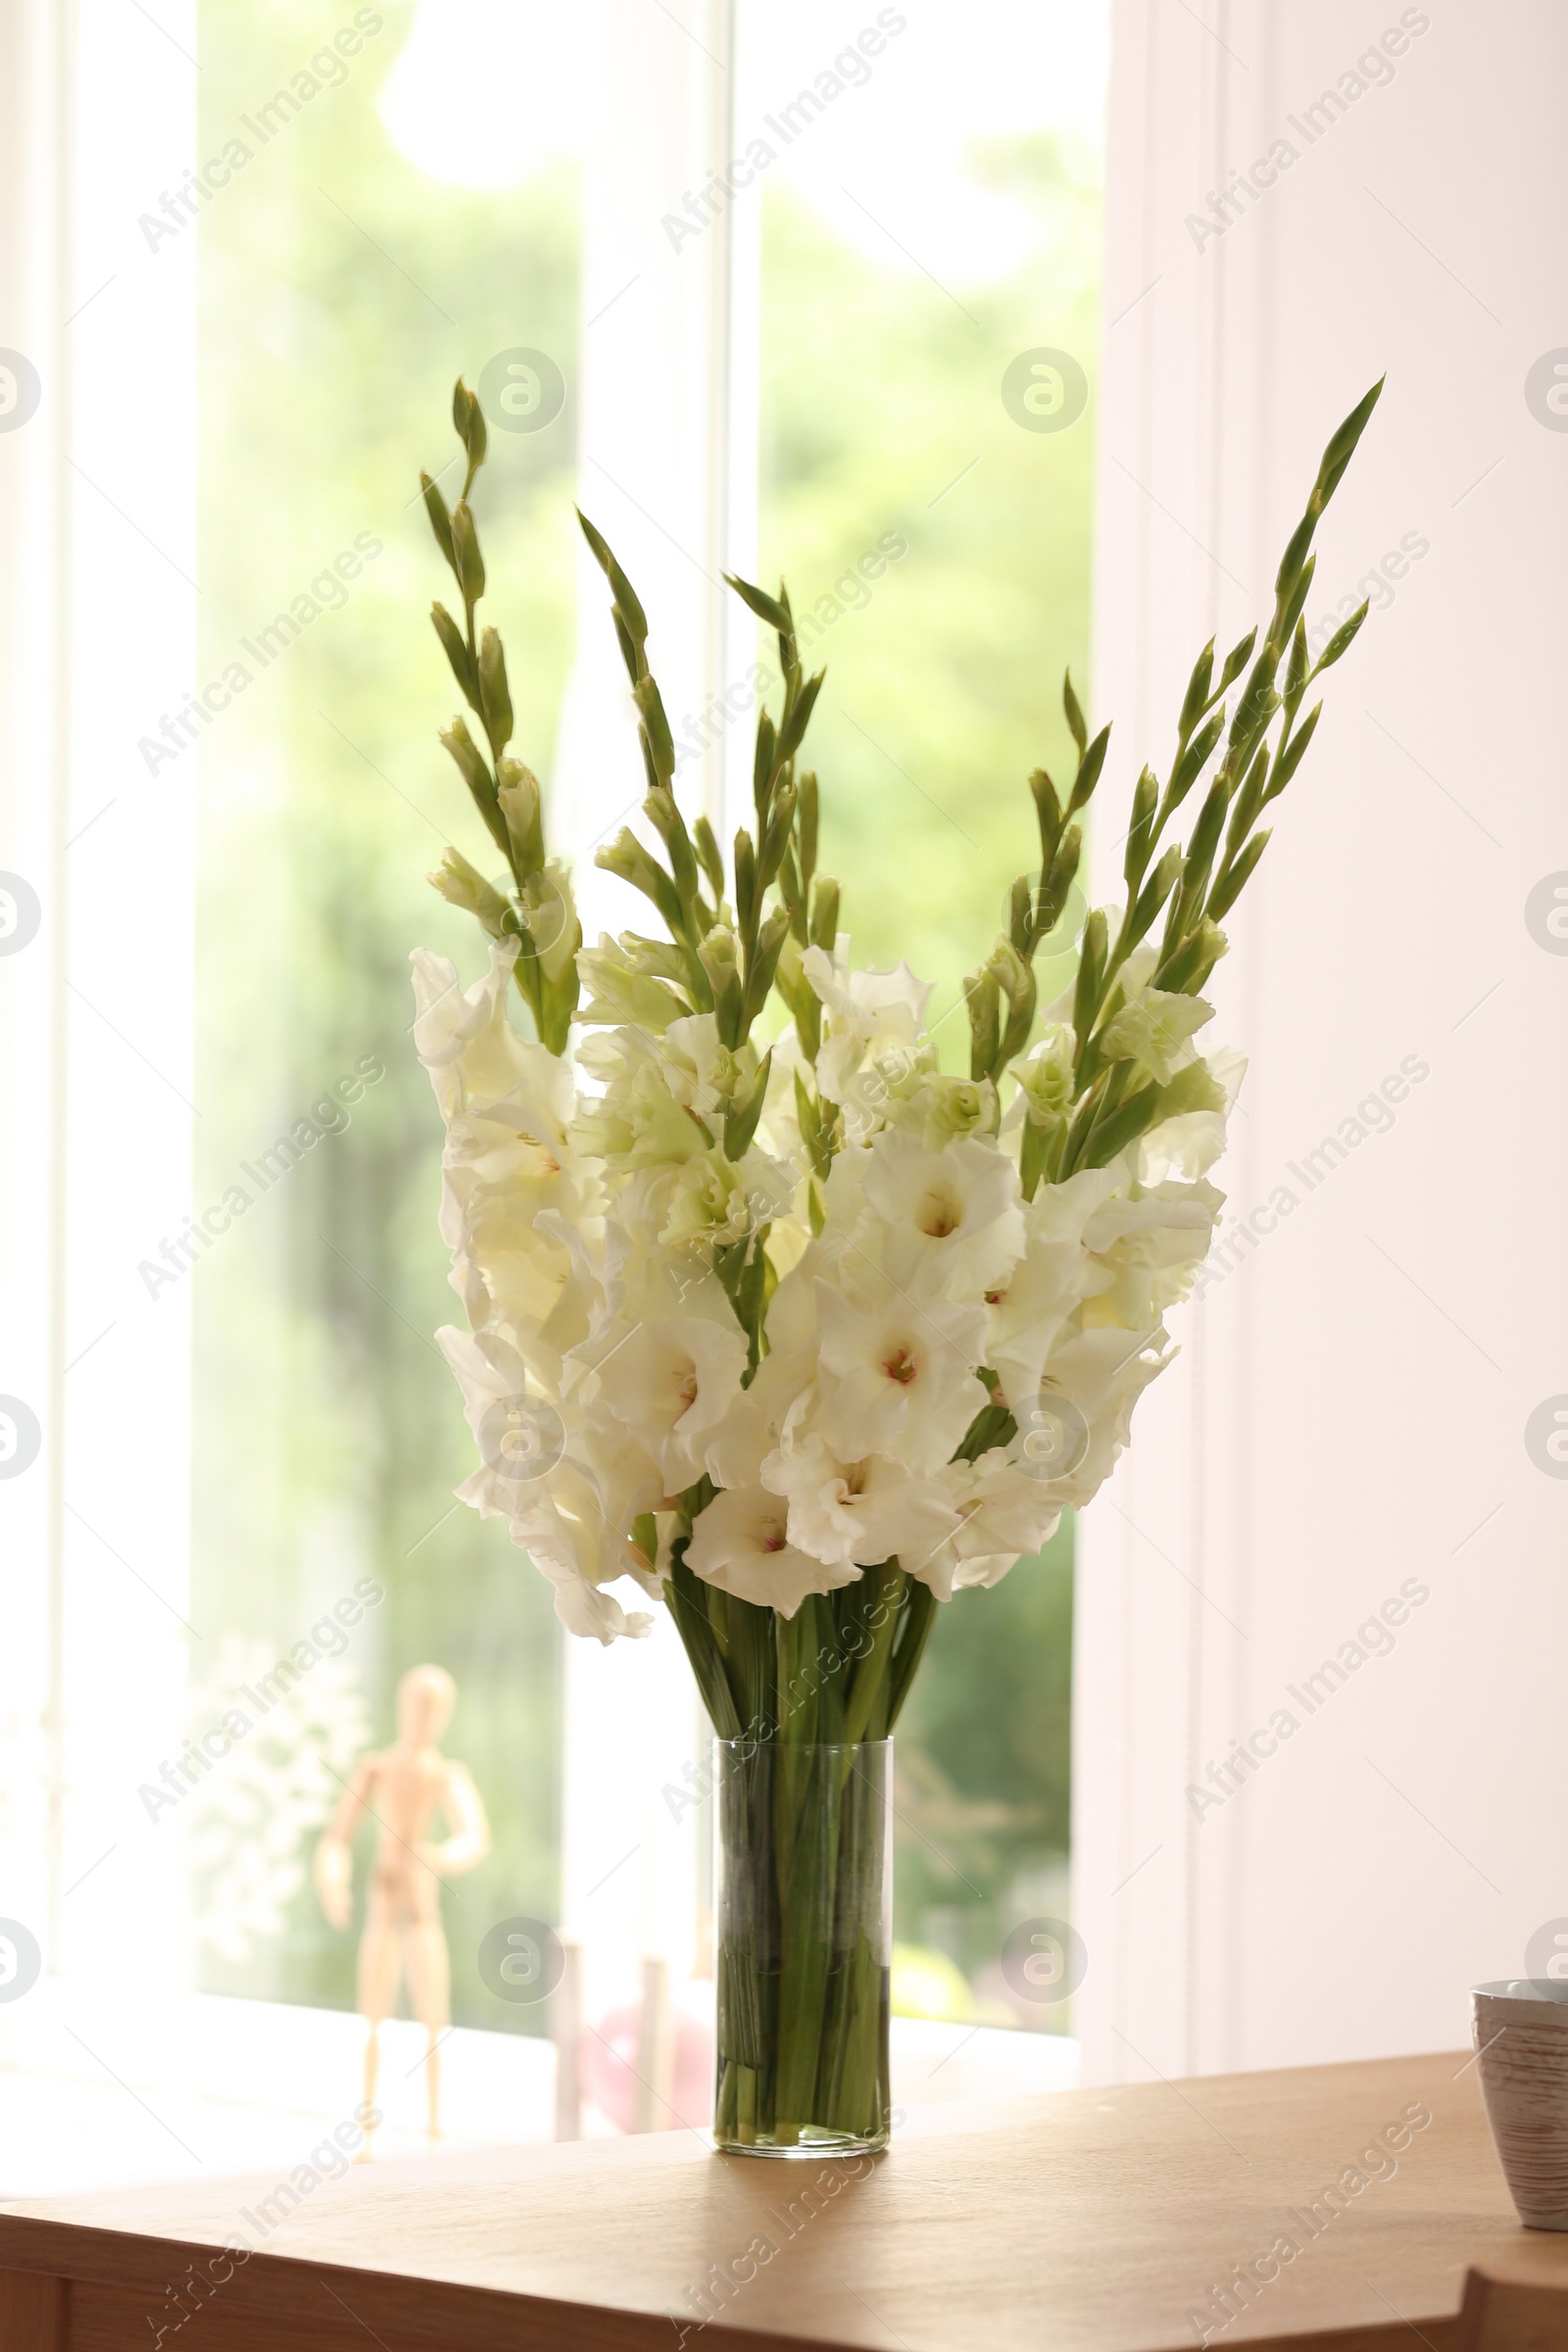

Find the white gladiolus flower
[[804, 940, 933, 1105], [660, 1144, 795, 1251], [660, 1013, 743, 1125], [922, 1450, 1064, 1597], [1081, 1179, 1224, 1328], [685, 1484, 861, 1617], [415, 898, 1239, 1643], [1012, 1324, 1173, 1509], [1140, 1043, 1248, 1181], [590, 1312, 749, 1489], [1097, 987, 1215, 1086], [519, 858, 578, 983], [762, 1433, 960, 1569], [576, 934, 687, 1031], [814, 1278, 989, 1474], [405, 383, 1376, 1668], [858, 1132, 1025, 1300], [985, 1167, 1120, 1423], [572, 1029, 709, 1168], [509, 1474, 655, 1644], [411, 936, 529, 1120]]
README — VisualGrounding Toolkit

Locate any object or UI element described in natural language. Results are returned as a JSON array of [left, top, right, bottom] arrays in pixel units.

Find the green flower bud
[[477, 627, 514, 757], [450, 500, 485, 606], [427, 848, 512, 939]]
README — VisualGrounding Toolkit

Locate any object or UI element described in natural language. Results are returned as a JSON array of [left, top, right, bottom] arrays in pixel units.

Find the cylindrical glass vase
[[712, 1737, 891, 2158]]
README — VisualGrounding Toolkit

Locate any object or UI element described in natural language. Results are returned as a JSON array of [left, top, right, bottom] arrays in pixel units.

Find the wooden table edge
[[0, 2211, 1477, 2352], [0, 2211, 874, 2352]]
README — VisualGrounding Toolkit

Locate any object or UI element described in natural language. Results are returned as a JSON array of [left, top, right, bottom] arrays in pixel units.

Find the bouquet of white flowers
[[410, 378, 1380, 2152]]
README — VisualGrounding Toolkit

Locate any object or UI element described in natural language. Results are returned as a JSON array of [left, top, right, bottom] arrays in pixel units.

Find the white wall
[[1076, 0, 1568, 2081]]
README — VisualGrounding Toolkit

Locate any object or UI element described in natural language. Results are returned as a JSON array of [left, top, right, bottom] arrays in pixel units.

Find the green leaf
[[1066, 722, 1110, 816], [633, 675, 676, 788], [778, 669, 825, 761], [732, 826, 757, 935], [1168, 707, 1225, 808], [644, 787, 702, 916], [723, 571, 792, 633], [496, 760, 544, 875], [743, 909, 791, 1028], [439, 713, 492, 800], [1208, 828, 1270, 919], [1310, 601, 1369, 675], [1311, 376, 1384, 514], [1224, 741, 1269, 857], [1263, 701, 1322, 801], [420, 472, 456, 572], [1218, 629, 1256, 693], [1178, 638, 1216, 734], [575, 509, 648, 648], [477, 626, 513, 757], [1032, 821, 1082, 948], [1071, 906, 1107, 1047], [797, 770, 818, 887], [1007, 873, 1032, 955], [595, 828, 684, 936], [724, 1048, 773, 1159], [450, 501, 485, 606], [693, 814, 725, 904], [1062, 667, 1089, 757], [752, 711, 777, 810], [1123, 765, 1157, 886], [430, 603, 477, 706], [964, 963, 1001, 1084], [1275, 551, 1316, 652], [1125, 843, 1182, 949], [1029, 766, 1062, 864], [759, 779, 797, 884], [1284, 617, 1310, 704], [1082, 1080, 1161, 1169]]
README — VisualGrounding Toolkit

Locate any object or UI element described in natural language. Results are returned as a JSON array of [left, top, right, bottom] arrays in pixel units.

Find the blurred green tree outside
[[192, 0, 1099, 2034]]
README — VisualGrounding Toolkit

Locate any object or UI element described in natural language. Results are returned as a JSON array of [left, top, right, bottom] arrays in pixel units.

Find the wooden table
[[3, 2051, 1566, 2352]]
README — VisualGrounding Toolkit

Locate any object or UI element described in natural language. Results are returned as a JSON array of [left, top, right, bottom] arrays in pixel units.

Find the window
[[188, 0, 580, 2028], [1, 0, 1107, 2168]]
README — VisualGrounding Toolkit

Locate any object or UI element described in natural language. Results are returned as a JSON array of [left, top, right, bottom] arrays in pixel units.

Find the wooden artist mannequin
[[314, 1663, 490, 2151]]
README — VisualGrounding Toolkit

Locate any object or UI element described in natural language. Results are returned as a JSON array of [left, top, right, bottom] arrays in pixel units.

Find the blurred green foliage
[[191, 0, 1097, 2029], [191, 0, 575, 2029]]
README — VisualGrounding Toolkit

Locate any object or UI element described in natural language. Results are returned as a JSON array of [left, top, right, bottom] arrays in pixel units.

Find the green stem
[[844, 1563, 904, 1742]]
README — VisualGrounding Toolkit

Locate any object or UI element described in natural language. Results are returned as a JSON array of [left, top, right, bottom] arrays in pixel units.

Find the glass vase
[[712, 1736, 892, 2157]]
